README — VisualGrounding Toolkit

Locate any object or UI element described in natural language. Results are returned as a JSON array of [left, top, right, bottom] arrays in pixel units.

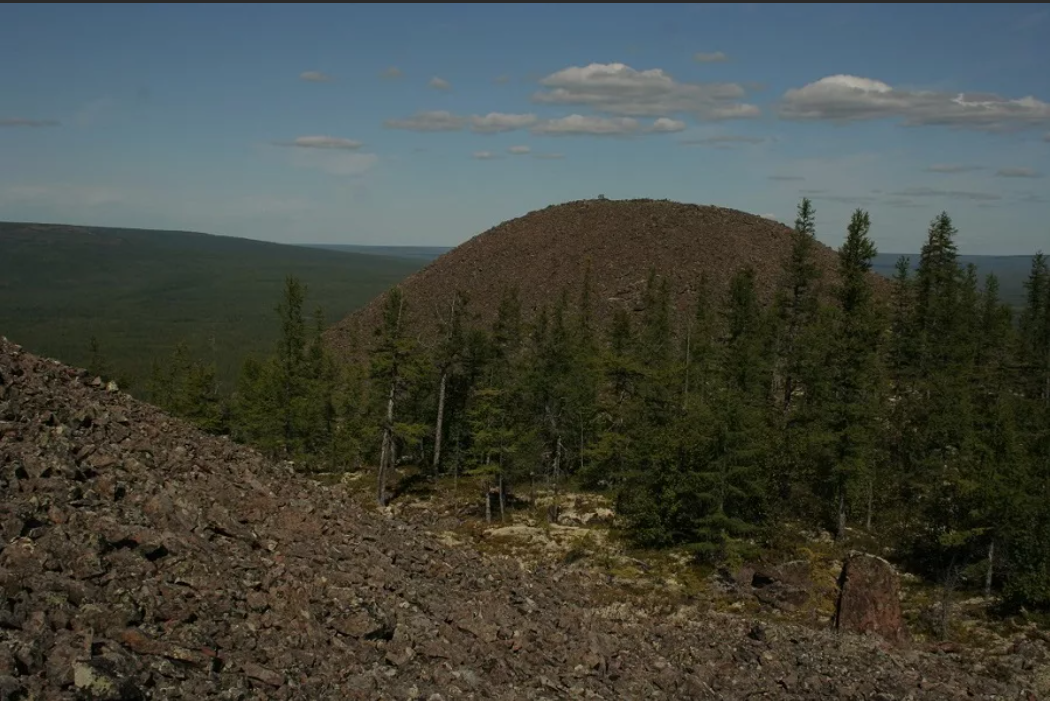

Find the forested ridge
[[142, 199, 1050, 612]]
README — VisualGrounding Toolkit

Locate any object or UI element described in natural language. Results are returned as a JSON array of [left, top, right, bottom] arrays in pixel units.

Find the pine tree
[[774, 197, 822, 414], [370, 286, 423, 506], [825, 209, 882, 538], [275, 276, 308, 456], [681, 273, 717, 411], [432, 290, 469, 475]]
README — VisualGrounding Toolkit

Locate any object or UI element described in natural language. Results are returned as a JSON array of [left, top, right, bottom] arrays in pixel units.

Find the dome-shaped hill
[[326, 198, 884, 353]]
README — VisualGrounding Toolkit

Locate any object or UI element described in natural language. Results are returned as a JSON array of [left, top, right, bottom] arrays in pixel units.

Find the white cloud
[[780, 75, 1050, 132], [996, 167, 1042, 178], [471, 151, 500, 160], [649, 117, 686, 133], [694, 51, 729, 63], [888, 186, 1001, 202], [384, 111, 465, 132], [429, 76, 452, 91], [380, 66, 403, 79], [681, 134, 767, 147], [508, 145, 531, 155], [470, 112, 538, 134], [533, 62, 759, 120], [924, 164, 984, 174], [300, 71, 332, 82], [273, 135, 363, 150], [0, 118, 60, 127], [532, 114, 640, 136]]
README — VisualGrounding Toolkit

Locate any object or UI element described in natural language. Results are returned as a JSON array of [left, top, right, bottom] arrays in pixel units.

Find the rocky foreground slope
[[0, 337, 1041, 700]]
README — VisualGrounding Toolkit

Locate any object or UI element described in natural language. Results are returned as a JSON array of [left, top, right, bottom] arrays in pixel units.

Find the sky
[[1, 3, 1048, 254]]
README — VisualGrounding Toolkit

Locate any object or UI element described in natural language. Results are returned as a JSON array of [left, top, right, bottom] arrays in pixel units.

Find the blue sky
[[1, 3, 1048, 254]]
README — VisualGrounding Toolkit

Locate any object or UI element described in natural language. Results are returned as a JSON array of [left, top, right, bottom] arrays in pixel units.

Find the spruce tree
[[825, 209, 882, 538], [369, 286, 424, 505]]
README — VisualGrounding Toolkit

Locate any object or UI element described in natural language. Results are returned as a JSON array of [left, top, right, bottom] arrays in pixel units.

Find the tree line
[[143, 199, 1050, 612]]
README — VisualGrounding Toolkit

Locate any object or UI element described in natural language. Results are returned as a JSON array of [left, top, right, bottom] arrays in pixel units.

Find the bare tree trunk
[[865, 479, 874, 531], [549, 437, 563, 524], [377, 383, 396, 506], [432, 371, 448, 476], [984, 540, 995, 598], [836, 486, 847, 541], [498, 472, 506, 521], [377, 292, 406, 507], [484, 455, 492, 523]]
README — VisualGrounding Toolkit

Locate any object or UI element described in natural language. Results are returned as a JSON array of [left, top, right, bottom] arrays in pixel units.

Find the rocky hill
[[0, 336, 1042, 700], [325, 198, 887, 354]]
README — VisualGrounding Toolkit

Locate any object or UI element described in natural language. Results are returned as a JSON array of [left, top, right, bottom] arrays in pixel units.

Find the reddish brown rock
[[0, 336, 1038, 699], [324, 198, 892, 357], [836, 553, 909, 643]]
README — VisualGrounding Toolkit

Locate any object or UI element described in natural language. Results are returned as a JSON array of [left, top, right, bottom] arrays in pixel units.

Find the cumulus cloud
[[888, 186, 1001, 202], [0, 118, 60, 127], [780, 75, 1050, 132], [996, 167, 1042, 178], [508, 145, 531, 155], [273, 135, 363, 150], [471, 151, 499, 160], [694, 51, 729, 63], [924, 164, 984, 174], [649, 118, 686, 133], [381, 66, 403, 79], [384, 111, 465, 132], [429, 76, 452, 91], [533, 62, 759, 120], [532, 114, 640, 136], [470, 112, 538, 134], [300, 71, 332, 82], [681, 134, 767, 147]]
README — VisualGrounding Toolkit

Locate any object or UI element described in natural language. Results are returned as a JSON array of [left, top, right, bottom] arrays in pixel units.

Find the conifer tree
[[767, 199, 824, 515], [370, 286, 424, 505], [432, 290, 469, 475], [774, 197, 822, 414], [824, 209, 882, 537]]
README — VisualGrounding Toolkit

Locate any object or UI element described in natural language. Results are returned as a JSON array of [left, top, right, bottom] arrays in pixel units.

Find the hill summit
[[0, 337, 1038, 699], [326, 198, 870, 353]]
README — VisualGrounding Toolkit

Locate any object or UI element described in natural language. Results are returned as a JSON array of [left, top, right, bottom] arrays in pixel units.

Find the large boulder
[[835, 553, 908, 643]]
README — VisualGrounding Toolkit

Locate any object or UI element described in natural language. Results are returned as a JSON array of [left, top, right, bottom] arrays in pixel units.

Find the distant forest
[[137, 199, 1050, 612]]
